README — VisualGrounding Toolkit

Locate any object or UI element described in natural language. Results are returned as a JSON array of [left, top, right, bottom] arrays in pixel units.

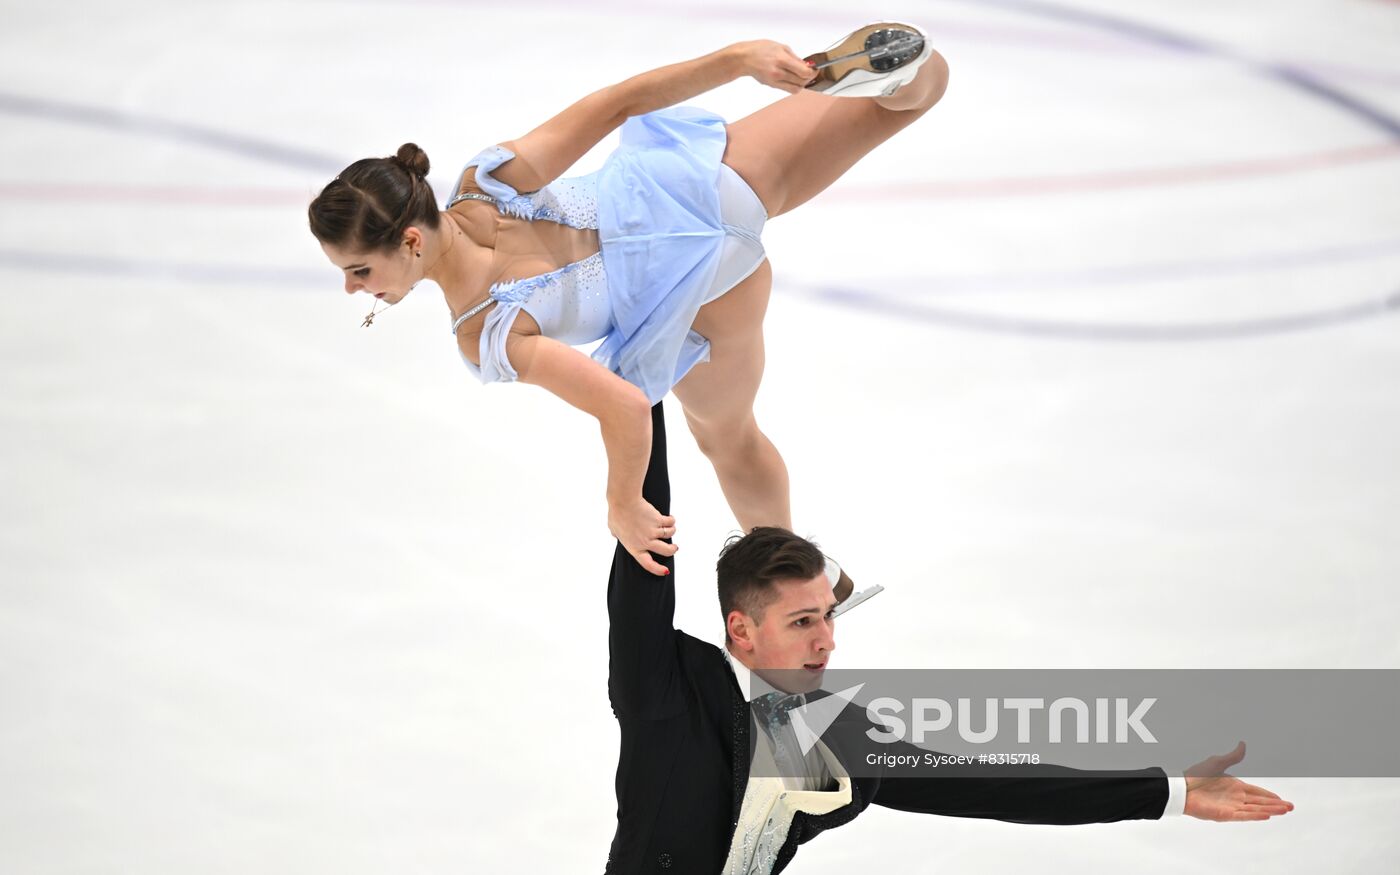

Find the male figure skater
[[605, 403, 1291, 873]]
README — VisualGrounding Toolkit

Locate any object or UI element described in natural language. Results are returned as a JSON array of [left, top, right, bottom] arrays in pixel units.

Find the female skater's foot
[[803, 22, 930, 98], [824, 555, 885, 617], [825, 555, 855, 603]]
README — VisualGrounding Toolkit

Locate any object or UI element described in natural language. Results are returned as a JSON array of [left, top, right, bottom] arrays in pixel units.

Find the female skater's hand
[[734, 40, 818, 93], [609, 498, 679, 576]]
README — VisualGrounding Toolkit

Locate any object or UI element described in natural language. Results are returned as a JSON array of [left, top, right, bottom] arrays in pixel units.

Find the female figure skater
[[309, 24, 948, 575]]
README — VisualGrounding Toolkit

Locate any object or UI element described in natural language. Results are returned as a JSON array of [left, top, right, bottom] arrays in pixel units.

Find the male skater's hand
[[1183, 742, 1294, 822], [609, 497, 678, 576]]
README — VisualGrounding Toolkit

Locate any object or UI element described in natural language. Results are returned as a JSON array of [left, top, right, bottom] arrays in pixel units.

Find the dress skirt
[[593, 106, 768, 404]]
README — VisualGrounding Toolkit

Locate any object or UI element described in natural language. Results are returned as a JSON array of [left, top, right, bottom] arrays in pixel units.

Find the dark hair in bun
[[309, 143, 440, 253], [393, 142, 431, 178]]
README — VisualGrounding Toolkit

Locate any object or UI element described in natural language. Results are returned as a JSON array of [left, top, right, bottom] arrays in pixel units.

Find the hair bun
[[393, 142, 431, 178]]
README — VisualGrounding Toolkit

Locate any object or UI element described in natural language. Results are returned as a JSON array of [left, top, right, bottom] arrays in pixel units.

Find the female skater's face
[[321, 238, 420, 304], [734, 573, 838, 694]]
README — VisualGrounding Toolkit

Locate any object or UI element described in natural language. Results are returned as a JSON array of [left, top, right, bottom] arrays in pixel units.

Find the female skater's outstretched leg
[[676, 52, 949, 534], [722, 49, 950, 218], [673, 259, 792, 532]]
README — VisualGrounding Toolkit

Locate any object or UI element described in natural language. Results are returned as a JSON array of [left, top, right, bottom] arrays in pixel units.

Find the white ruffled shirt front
[[723, 649, 851, 875]]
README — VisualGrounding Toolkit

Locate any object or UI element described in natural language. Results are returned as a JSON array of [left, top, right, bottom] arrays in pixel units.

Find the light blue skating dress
[[447, 106, 767, 404]]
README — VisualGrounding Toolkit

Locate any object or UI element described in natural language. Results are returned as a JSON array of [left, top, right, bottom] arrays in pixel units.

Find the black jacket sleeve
[[606, 402, 686, 720], [870, 738, 1168, 824]]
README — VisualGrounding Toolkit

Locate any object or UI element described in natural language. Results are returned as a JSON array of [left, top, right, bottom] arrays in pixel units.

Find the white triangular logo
[[790, 684, 865, 755]]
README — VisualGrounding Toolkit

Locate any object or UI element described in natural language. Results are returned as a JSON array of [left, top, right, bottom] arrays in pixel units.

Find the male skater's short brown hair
[[716, 527, 826, 638]]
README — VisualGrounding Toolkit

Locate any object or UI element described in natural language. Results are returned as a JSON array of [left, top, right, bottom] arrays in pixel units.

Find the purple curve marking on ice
[[801, 282, 1400, 342], [0, 182, 317, 207], [853, 238, 1400, 294], [392, 0, 1143, 51], [394, 0, 1400, 85], [1270, 65, 1400, 138], [827, 144, 1400, 200], [954, 0, 1400, 137], [0, 176, 456, 207], [0, 91, 344, 174], [5, 233, 1398, 323], [1288, 61, 1400, 90], [5, 142, 1396, 207], [951, 0, 1213, 53], [0, 248, 327, 286]]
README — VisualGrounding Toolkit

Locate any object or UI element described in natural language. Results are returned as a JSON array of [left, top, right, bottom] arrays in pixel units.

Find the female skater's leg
[[676, 52, 949, 532], [673, 259, 793, 532], [722, 49, 950, 218]]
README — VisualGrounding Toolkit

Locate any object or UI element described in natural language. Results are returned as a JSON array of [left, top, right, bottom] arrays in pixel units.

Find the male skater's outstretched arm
[[606, 401, 681, 719], [608, 402, 733, 872]]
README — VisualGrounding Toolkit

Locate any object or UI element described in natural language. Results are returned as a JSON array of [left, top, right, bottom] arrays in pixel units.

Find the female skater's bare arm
[[501, 332, 679, 575], [489, 40, 816, 194]]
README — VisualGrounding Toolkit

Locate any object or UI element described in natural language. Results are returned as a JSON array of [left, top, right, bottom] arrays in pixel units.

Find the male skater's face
[[731, 572, 838, 694]]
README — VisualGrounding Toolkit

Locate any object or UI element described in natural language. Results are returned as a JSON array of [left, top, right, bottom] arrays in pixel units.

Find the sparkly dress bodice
[[448, 145, 612, 383], [447, 108, 769, 403]]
